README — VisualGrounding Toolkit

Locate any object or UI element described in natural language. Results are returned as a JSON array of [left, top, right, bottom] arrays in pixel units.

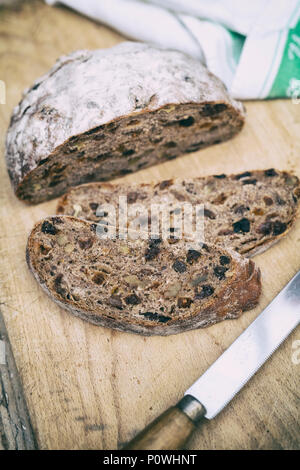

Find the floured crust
[[57, 169, 300, 258], [26, 216, 261, 336], [6, 42, 244, 203]]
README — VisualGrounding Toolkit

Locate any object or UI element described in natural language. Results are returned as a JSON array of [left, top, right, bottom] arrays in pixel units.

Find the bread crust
[[26, 216, 261, 336]]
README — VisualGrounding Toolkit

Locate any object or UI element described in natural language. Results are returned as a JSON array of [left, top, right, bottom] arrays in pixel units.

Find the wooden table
[[0, 0, 299, 450]]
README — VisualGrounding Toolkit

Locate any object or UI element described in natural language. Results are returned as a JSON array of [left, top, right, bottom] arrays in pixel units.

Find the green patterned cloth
[[46, 0, 300, 100], [269, 18, 300, 100]]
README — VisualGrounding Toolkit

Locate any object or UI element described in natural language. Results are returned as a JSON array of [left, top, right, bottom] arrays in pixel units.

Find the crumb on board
[[0, 339, 6, 365]]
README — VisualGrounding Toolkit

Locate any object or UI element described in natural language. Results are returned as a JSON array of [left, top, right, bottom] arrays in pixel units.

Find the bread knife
[[124, 270, 300, 450]]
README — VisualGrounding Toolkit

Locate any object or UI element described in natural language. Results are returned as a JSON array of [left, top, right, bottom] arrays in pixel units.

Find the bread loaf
[[57, 169, 300, 257], [26, 216, 261, 336], [6, 42, 244, 204]]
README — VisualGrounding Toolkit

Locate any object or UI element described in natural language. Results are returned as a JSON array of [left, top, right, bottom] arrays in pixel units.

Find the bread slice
[[6, 42, 244, 204], [57, 169, 300, 257], [26, 216, 261, 336]]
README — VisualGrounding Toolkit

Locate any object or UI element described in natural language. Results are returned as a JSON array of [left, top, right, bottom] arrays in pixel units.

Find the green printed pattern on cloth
[[269, 19, 300, 99], [228, 31, 245, 66]]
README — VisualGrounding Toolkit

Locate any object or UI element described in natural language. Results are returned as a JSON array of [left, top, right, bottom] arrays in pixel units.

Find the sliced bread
[[6, 42, 244, 203], [26, 216, 261, 336], [57, 169, 300, 257]]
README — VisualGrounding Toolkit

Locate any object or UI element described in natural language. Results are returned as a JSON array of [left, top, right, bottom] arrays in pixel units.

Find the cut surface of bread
[[57, 169, 300, 257], [26, 216, 261, 336], [6, 42, 244, 203]]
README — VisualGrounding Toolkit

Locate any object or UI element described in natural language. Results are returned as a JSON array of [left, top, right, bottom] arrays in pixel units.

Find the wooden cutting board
[[0, 1, 299, 450]]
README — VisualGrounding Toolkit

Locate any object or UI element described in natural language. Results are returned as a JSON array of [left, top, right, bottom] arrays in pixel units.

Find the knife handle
[[123, 395, 205, 450]]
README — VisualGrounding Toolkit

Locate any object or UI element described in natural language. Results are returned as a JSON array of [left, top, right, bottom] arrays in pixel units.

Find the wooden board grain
[[0, 311, 37, 450], [0, 0, 299, 450]]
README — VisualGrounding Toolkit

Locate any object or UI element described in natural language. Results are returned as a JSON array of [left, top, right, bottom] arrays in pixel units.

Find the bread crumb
[[73, 204, 82, 218]]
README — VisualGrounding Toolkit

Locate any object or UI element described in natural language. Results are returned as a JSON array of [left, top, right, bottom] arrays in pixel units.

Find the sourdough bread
[[57, 169, 300, 257], [6, 42, 244, 203], [26, 216, 261, 336]]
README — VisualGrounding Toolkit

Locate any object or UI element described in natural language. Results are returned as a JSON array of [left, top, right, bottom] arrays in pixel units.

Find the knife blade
[[125, 270, 300, 450], [186, 268, 300, 419]]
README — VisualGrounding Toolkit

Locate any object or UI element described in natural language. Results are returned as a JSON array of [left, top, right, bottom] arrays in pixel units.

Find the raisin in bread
[[57, 169, 300, 257], [6, 42, 244, 204], [26, 216, 261, 336]]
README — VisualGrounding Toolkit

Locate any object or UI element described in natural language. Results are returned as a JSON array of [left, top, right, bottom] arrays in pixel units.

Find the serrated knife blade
[[185, 269, 300, 419], [125, 270, 300, 450]]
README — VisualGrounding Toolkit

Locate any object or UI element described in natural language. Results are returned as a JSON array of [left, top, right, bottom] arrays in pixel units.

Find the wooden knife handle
[[123, 395, 205, 450]]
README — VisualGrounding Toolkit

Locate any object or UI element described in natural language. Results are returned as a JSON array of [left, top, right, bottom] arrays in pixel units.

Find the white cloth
[[46, 0, 300, 99]]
